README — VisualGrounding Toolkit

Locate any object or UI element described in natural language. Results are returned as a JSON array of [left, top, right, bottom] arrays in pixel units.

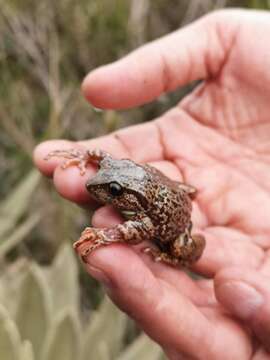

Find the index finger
[[33, 121, 164, 177], [82, 11, 236, 109], [33, 121, 164, 204]]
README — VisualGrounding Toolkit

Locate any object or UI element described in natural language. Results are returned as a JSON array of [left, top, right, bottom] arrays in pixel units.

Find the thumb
[[215, 267, 270, 352], [82, 10, 239, 109]]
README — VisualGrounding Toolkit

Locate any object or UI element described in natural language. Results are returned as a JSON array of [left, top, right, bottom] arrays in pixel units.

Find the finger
[[215, 267, 270, 352], [33, 140, 96, 204], [82, 11, 233, 109], [82, 122, 164, 163], [33, 135, 130, 204], [81, 244, 223, 358], [33, 136, 128, 178], [33, 122, 164, 178], [82, 245, 251, 359], [33, 140, 79, 177], [92, 205, 213, 306], [33, 135, 171, 205], [194, 227, 264, 277], [52, 165, 94, 205]]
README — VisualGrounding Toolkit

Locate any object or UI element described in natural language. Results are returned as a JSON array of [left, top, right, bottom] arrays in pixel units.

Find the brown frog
[[45, 148, 205, 266]]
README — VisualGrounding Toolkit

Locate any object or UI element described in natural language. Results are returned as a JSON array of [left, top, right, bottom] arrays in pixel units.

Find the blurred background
[[0, 1, 269, 359]]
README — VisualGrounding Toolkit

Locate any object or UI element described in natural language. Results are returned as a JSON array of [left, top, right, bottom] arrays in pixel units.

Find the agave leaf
[[15, 263, 52, 358], [96, 341, 111, 360], [0, 213, 40, 259], [118, 334, 163, 360], [0, 170, 41, 239], [41, 309, 80, 360], [20, 340, 35, 360], [46, 244, 79, 314], [0, 304, 21, 360], [80, 296, 127, 360], [0, 280, 5, 307], [0, 260, 29, 316]]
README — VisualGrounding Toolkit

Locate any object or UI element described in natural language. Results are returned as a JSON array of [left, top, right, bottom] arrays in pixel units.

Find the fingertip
[[81, 65, 121, 109], [215, 281, 264, 326], [81, 58, 159, 109], [53, 165, 94, 204], [214, 268, 270, 352], [33, 140, 97, 204]]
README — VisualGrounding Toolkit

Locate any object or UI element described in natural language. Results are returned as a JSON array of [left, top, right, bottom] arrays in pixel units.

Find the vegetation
[[0, 0, 269, 358], [0, 244, 164, 359]]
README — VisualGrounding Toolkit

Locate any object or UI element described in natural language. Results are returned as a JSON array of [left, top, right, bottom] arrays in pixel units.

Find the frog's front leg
[[74, 217, 155, 262], [44, 148, 110, 175]]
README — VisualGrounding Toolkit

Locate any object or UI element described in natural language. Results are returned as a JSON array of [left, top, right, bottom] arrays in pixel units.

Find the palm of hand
[[35, 10, 270, 359]]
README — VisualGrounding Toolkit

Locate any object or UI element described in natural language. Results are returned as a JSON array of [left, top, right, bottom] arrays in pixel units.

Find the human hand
[[34, 9, 270, 359]]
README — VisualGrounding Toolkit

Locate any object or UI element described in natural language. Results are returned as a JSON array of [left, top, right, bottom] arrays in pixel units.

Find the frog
[[45, 148, 205, 266]]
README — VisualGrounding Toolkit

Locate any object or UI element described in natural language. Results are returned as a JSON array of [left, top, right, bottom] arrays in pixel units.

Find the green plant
[[0, 244, 165, 359], [0, 170, 41, 259]]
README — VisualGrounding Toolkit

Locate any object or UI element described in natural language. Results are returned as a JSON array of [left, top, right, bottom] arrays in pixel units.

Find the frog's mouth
[[120, 210, 136, 219]]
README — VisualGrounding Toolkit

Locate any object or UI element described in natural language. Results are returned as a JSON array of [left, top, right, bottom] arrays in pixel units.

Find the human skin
[[34, 9, 270, 359]]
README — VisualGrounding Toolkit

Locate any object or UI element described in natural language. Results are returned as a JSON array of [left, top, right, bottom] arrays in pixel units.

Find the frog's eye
[[109, 182, 123, 196]]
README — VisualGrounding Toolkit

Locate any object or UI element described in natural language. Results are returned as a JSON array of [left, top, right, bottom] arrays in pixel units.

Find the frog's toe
[[77, 241, 102, 263], [142, 246, 158, 256], [44, 148, 90, 175], [142, 247, 172, 264]]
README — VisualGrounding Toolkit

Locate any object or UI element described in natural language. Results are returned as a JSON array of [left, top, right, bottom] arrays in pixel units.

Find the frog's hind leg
[[144, 224, 205, 267], [173, 232, 206, 265], [44, 148, 110, 175], [177, 183, 197, 200]]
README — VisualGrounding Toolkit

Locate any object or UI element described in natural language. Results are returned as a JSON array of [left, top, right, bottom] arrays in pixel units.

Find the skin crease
[[33, 9, 270, 360]]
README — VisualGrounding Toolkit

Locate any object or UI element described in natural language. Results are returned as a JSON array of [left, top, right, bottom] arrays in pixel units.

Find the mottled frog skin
[[45, 148, 205, 266]]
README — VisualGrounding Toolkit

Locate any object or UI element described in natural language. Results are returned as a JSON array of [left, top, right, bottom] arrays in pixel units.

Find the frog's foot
[[73, 227, 98, 250], [44, 149, 90, 175], [171, 232, 206, 266], [73, 227, 112, 262], [143, 232, 206, 267], [73, 226, 122, 262], [143, 247, 179, 266], [190, 234, 206, 262], [44, 148, 109, 175]]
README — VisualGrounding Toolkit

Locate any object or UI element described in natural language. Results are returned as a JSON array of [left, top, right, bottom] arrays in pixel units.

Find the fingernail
[[217, 281, 264, 319], [87, 265, 113, 288]]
